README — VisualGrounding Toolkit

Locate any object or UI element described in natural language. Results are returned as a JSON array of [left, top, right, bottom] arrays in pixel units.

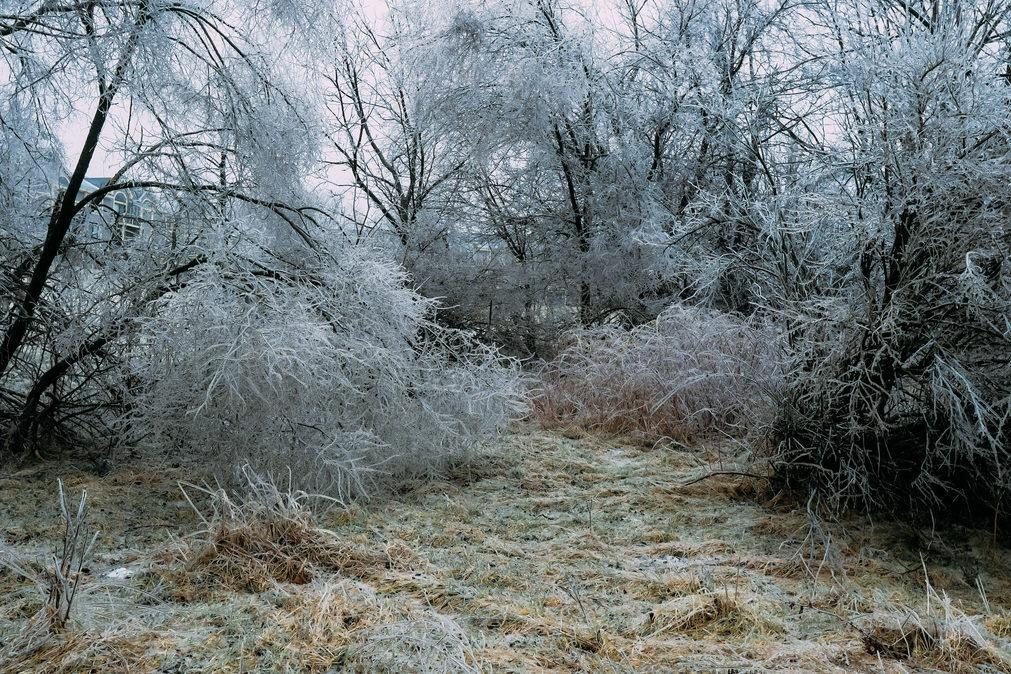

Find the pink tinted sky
[[58, 0, 619, 178]]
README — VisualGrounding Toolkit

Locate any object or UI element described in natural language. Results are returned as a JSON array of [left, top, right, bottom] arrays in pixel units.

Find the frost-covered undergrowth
[[3, 429, 1010, 673], [536, 305, 782, 444], [123, 247, 526, 500]]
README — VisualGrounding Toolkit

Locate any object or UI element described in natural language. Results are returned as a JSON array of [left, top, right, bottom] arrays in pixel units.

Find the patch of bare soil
[[2, 427, 1010, 672]]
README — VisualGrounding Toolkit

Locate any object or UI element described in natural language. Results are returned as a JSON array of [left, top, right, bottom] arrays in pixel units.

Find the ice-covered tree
[[0, 0, 326, 454], [772, 0, 1011, 522], [0, 1, 525, 497]]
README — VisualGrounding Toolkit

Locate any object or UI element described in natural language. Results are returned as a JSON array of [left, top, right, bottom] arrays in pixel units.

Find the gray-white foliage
[[4, 0, 1011, 523], [0, 0, 526, 500], [123, 243, 525, 500]]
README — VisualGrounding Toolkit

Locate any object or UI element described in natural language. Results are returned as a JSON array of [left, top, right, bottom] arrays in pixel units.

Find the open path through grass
[[2, 427, 1010, 672]]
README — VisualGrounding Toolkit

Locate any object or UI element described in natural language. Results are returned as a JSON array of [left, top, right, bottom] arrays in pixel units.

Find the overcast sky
[[55, 0, 627, 178]]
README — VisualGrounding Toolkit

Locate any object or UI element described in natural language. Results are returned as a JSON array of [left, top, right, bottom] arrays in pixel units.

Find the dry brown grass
[[255, 579, 482, 673], [987, 611, 1011, 638], [859, 609, 1011, 673], [639, 591, 785, 639], [851, 572, 1011, 673], [176, 476, 388, 593], [534, 305, 781, 446], [630, 572, 704, 601], [2, 427, 1011, 672], [1, 623, 158, 674]]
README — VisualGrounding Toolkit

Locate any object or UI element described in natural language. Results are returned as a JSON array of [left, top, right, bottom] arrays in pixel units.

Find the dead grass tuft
[[632, 573, 705, 602], [265, 579, 482, 674], [639, 591, 784, 638], [263, 580, 378, 673], [985, 611, 1011, 638], [858, 594, 1011, 673], [179, 472, 386, 593], [0, 622, 155, 674], [348, 614, 480, 673]]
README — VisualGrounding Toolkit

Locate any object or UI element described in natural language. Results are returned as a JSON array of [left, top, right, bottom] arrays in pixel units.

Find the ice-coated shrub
[[122, 245, 527, 501], [535, 304, 783, 444], [772, 238, 1011, 520], [769, 5, 1011, 525]]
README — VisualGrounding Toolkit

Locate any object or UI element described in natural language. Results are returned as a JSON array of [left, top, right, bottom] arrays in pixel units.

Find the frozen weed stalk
[[48, 480, 99, 631], [0, 480, 98, 665]]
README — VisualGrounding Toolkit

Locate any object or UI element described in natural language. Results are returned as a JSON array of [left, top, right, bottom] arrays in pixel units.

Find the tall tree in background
[[0, 0, 330, 454], [323, 7, 468, 253]]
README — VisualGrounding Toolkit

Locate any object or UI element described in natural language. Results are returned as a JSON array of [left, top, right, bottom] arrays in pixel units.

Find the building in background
[[54, 175, 156, 243]]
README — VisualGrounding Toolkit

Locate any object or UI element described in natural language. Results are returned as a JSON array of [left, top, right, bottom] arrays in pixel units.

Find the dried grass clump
[[468, 611, 608, 654], [0, 625, 155, 674], [638, 591, 783, 639], [265, 579, 480, 673], [535, 304, 782, 444], [266, 580, 379, 673], [347, 614, 480, 673], [632, 573, 705, 602], [179, 471, 385, 593], [857, 588, 1011, 673], [859, 614, 1010, 672], [985, 612, 1011, 639]]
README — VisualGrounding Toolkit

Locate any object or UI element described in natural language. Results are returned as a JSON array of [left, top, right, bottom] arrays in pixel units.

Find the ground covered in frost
[[2, 427, 1011, 672]]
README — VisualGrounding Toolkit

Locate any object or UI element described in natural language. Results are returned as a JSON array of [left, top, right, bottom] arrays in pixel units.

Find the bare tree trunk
[[0, 5, 147, 382], [0, 103, 111, 380]]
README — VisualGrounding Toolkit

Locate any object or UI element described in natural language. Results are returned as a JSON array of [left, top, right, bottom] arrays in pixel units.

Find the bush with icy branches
[[770, 1, 1011, 522], [123, 245, 526, 501], [536, 305, 782, 444]]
